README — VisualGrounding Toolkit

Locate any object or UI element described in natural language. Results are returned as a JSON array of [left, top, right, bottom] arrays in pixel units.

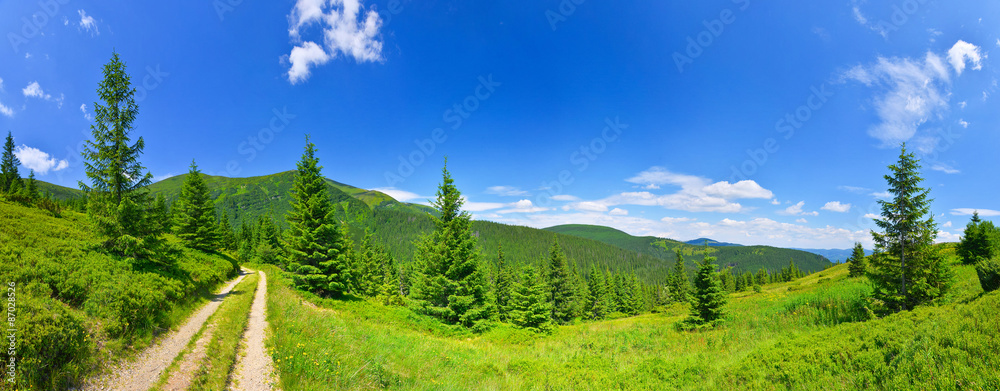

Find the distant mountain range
[[683, 238, 743, 247], [791, 248, 873, 263]]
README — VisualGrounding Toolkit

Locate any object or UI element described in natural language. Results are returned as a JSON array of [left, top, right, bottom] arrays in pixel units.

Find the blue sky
[[1, 0, 998, 248]]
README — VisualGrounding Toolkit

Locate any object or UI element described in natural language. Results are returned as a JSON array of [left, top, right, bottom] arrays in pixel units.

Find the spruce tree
[[585, 266, 608, 319], [149, 193, 171, 235], [408, 159, 493, 327], [25, 170, 38, 200], [507, 265, 553, 333], [670, 250, 689, 303], [957, 212, 1000, 265], [0, 131, 20, 193], [173, 160, 219, 251], [356, 229, 387, 297], [217, 210, 236, 251], [683, 255, 727, 328], [377, 251, 404, 306], [847, 242, 867, 278], [283, 136, 353, 297], [547, 238, 576, 323], [493, 246, 515, 321], [79, 52, 158, 258], [870, 144, 951, 311]]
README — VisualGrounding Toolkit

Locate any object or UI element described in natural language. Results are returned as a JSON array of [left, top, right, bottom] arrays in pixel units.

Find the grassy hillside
[[259, 245, 997, 390], [36, 180, 85, 200], [545, 224, 832, 275], [0, 197, 237, 390]]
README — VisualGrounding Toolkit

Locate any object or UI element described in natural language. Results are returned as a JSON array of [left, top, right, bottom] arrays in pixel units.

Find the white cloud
[[550, 194, 580, 202], [843, 41, 982, 149], [947, 40, 982, 75], [661, 216, 696, 223], [942, 221, 952, 228], [930, 163, 959, 174], [770, 198, 780, 205], [852, 6, 868, 26], [485, 185, 529, 197], [936, 230, 962, 243], [958, 119, 969, 128], [371, 187, 425, 203], [796, 218, 808, 223], [496, 199, 549, 214], [609, 208, 628, 216], [0, 101, 12, 118], [871, 191, 891, 199], [958, 101, 967, 109], [22, 82, 49, 99], [616, 167, 773, 213], [13, 145, 69, 174], [996, 38, 1000, 48], [568, 201, 608, 212], [285, 0, 384, 84], [0, 77, 4, 91], [80, 103, 93, 121], [864, 213, 883, 220], [463, 199, 505, 212], [950, 208, 1000, 217], [78, 9, 99, 35], [778, 201, 818, 216], [838, 185, 870, 194], [821, 201, 852, 213]]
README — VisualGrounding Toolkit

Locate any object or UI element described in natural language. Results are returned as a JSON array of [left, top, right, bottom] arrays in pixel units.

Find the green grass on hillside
[[0, 198, 237, 390], [261, 250, 996, 390]]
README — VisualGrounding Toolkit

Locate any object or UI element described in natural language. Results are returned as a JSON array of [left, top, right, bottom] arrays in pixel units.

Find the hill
[[545, 224, 832, 274], [0, 197, 237, 389], [684, 237, 743, 247], [793, 247, 874, 263]]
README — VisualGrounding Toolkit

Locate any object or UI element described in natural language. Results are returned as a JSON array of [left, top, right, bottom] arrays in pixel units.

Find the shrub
[[975, 257, 1000, 293]]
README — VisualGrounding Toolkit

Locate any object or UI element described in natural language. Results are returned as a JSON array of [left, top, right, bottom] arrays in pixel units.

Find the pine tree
[[683, 255, 727, 328], [356, 229, 387, 297], [283, 136, 353, 297], [547, 238, 576, 323], [173, 160, 219, 251], [957, 212, 1000, 265], [25, 170, 38, 200], [493, 246, 515, 321], [669, 250, 689, 303], [624, 274, 644, 315], [586, 266, 609, 320], [507, 265, 553, 333], [847, 242, 867, 277], [217, 210, 237, 251], [377, 250, 404, 306], [870, 144, 951, 312], [79, 52, 159, 259], [0, 131, 20, 193], [149, 193, 171, 235], [408, 159, 493, 327]]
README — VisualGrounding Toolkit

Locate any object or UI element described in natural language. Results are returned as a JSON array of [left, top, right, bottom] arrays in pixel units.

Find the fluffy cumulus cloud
[[947, 40, 982, 75], [609, 208, 628, 216], [286, 0, 384, 84], [778, 201, 819, 216], [485, 186, 529, 197], [22, 82, 64, 108], [78, 10, 99, 35], [821, 201, 852, 213], [843, 40, 983, 149], [569, 166, 775, 213], [497, 199, 549, 214], [14, 145, 69, 175]]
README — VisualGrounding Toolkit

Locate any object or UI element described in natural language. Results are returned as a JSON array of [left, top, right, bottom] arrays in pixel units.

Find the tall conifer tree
[[409, 159, 493, 327], [670, 250, 689, 303], [1, 131, 20, 193], [507, 265, 553, 333], [847, 242, 867, 278], [683, 255, 727, 328], [493, 246, 515, 321], [284, 136, 353, 297], [173, 160, 219, 251], [870, 144, 951, 311], [79, 52, 158, 258], [546, 238, 576, 323]]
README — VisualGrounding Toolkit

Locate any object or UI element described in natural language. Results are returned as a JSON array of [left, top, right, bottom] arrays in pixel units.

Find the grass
[[261, 251, 998, 390], [152, 272, 259, 391], [0, 198, 237, 390]]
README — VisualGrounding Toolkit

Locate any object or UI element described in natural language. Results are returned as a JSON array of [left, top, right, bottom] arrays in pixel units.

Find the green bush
[[975, 257, 1000, 292], [2, 292, 90, 390]]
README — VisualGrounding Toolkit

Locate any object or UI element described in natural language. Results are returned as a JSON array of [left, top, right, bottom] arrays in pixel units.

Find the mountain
[[793, 248, 874, 263], [684, 237, 743, 247], [37, 180, 84, 200], [545, 224, 832, 275]]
